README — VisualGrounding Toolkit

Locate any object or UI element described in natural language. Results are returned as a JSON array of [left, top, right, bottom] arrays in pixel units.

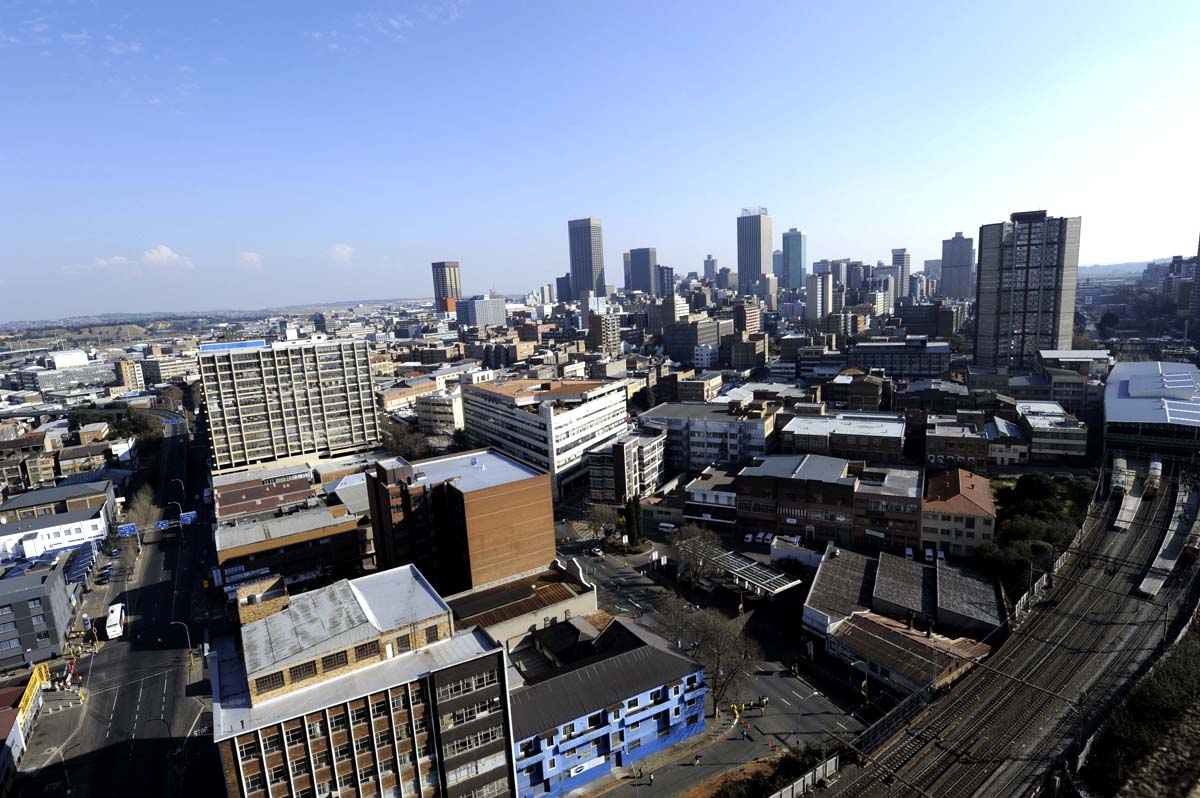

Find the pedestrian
[[742, 728, 750, 741], [693, 754, 702, 766], [648, 773, 654, 786]]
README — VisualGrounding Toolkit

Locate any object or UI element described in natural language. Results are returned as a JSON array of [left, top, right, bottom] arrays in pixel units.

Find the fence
[[766, 754, 840, 798]]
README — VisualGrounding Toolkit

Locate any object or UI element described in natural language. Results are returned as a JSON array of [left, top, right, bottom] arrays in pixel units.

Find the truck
[[105, 603, 126, 640]]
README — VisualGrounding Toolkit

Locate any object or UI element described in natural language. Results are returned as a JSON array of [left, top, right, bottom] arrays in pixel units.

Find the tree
[[1099, 311, 1120, 331], [587, 503, 618, 541], [622, 499, 645, 547], [671, 524, 722, 584], [630, 387, 656, 414], [381, 420, 429, 461], [661, 597, 763, 708]]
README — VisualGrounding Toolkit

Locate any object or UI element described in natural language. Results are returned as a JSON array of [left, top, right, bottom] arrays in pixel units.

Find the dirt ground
[[678, 758, 776, 798]]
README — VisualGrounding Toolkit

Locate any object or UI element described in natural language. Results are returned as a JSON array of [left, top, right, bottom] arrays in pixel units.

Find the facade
[[0, 557, 74, 667], [141, 355, 197, 384], [662, 319, 722, 364], [683, 465, 739, 528], [627, 248, 656, 296], [214, 506, 365, 596], [117, 359, 145, 391], [1103, 361, 1200, 462], [15, 361, 118, 393], [0, 506, 108, 559], [921, 468, 996, 557], [432, 262, 463, 313], [940, 232, 975, 300], [198, 339, 381, 474], [585, 313, 622, 359], [923, 258, 942, 281], [846, 338, 951, 379], [585, 431, 665, 506], [365, 450, 556, 595], [975, 211, 1080, 369], [568, 218, 606, 299], [852, 465, 924, 553], [416, 391, 466, 436], [676, 373, 723, 403], [211, 567, 516, 798], [737, 208, 772, 297], [510, 621, 706, 798], [461, 298, 507, 330], [806, 273, 833, 324], [1015, 401, 1088, 462], [781, 228, 807, 290], [780, 411, 906, 462], [639, 401, 778, 475], [655, 265, 674, 296], [461, 380, 628, 497], [925, 414, 991, 470], [891, 248, 912, 299], [0, 480, 114, 525], [703, 255, 717, 280], [735, 455, 858, 546], [212, 464, 314, 524]]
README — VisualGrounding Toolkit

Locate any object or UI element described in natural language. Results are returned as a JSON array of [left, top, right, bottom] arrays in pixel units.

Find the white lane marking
[[778, 697, 792, 706], [836, 721, 847, 730]]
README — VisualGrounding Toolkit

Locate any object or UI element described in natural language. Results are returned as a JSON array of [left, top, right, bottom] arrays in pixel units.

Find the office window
[[27, 598, 41, 609], [255, 672, 285, 693], [329, 711, 348, 731], [269, 764, 288, 784], [351, 706, 369, 725], [354, 640, 380, 661], [355, 737, 372, 755], [238, 741, 259, 761], [31, 614, 45, 626], [395, 634, 412, 653], [0, 606, 10, 616], [285, 727, 305, 746], [289, 661, 318, 683], [337, 773, 356, 789], [307, 719, 326, 738], [372, 699, 388, 718], [262, 734, 282, 753], [244, 772, 264, 792], [290, 758, 310, 776], [35, 631, 50, 643], [321, 651, 348, 671], [334, 743, 352, 761], [0, 622, 15, 634], [425, 625, 439, 644]]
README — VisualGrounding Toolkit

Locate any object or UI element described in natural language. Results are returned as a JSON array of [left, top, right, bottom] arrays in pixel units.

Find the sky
[[1, 0, 1198, 322]]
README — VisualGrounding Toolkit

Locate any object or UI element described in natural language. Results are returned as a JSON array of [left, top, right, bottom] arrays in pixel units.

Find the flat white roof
[[1105, 361, 1200, 429], [783, 412, 905, 439]]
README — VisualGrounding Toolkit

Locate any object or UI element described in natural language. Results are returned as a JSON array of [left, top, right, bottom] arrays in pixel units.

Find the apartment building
[[461, 380, 628, 497], [211, 566, 516, 798], [735, 455, 858, 546], [0, 557, 74, 667], [365, 450, 556, 596], [676, 372, 723, 403], [846, 337, 952, 380], [639, 401, 779, 476], [199, 339, 381, 474], [682, 466, 739, 528], [852, 465, 924, 553], [921, 469, 996, 557], [585, 431, 665, 506], [211, 464, 315, 524], [141, 355, 198, 384], [1015, 401, 1088, 462], [780, 411, 906, 463], [0, 480, 115, 525], [416, 391, 465, 436]]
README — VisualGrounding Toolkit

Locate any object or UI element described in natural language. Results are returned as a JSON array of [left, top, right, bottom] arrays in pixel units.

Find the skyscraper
[[460, 295, 507, 329], [199, 339, 380, 473], [737, 208, 772, 296], [975, 211, 1081, 369], [772, 249, 783, 277], [806, 273, 833, 326], [923, 258, 942, 281], [891, 248, 912, 298], [941, 232, 976, 299], [556, 273, 573, 303], [430, 261, 461, 312], [656, 264, 675, 296], [568, 217, 605, 299], [704, 254, 717, 280], [628, 248, 657, 295], [781, 228, 808, 291], [623, 251, 632, 290]]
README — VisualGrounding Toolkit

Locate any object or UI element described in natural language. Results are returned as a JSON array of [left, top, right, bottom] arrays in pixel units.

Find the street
[[16, 415, 220, 797]]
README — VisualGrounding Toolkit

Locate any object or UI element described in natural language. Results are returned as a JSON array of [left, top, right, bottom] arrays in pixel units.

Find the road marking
[[791, 690, 807, 699], [778, 697, 792, 706], [836, 721, 847, 730]]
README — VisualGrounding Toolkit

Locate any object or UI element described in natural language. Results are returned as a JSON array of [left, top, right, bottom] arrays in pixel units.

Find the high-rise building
[[813, 258, 848, 286], [586, 311, 622, 358], [568, 217, 605, 300], [703, 254, 717, 280], [460, 296, 507, 330], [655, 264, 675, 296], [198, 339, 381, 474], [117, 359, 145, 391], [211, 565, 516, 798], [975, 211, 1081, 369], [735, 298, 762, 335], [737, 208, 772, 296], [628, 248, 657, 295], [431, 261, 462, 312], [941, 232, 976, 300], [555, 273, 573, 303], [846, 261, 865, 292], [772, 249, 784, 277], [716, 267, 734, 290], [891, 248, 912, 298], [623, 251, 632, 290], [923, 258, 942, 281], [806, 273, 833, 325], [781, 229, 807, 290]]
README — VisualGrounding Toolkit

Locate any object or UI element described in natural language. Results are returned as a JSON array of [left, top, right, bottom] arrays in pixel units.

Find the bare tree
[[659, 596, 761, 709], [587, 504, 618, 540], [670, 524, 722, 584]]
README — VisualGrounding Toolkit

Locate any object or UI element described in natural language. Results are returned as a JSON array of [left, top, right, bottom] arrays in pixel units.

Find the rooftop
[[448, 569, 590, 630], [783, 412, 906, 440], [685, 465, 740, 493], [0, 506, 103, 537], [855, 465, 923, 500], [873, 553, 936, 618], [1105, 361, 1200, 429], [240, 565, 449, 678], [0, 480, 110, 512], [212, 463, 312, 490], [467, 379, 620, 402], [398, 448, 544, 494], [642, 402, 775, 422], [738, 453, 855, 485], [924, 469, 995, 518], [805, 544, 877, 624], [214, 506, 354, 553]]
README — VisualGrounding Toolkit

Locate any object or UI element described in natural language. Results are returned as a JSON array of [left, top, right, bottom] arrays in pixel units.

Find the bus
[[106, 603, 126, 640]]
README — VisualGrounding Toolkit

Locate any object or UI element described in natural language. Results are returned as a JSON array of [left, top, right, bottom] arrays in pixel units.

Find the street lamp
[[58, 747, 73, 795], [168, 501, 182, 519], [171, 478, 185, 496], [172, 621, 194, 669]]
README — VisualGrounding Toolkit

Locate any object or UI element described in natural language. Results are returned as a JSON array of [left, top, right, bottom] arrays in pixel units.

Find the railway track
[[823, 476, 1186, 797]]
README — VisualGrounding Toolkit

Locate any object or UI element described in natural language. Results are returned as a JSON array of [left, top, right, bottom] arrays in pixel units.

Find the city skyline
[[2, 0, 1198, 321]]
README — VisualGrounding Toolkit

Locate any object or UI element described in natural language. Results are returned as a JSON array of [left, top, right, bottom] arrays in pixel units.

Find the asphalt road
[[18, 416, 211, 797]]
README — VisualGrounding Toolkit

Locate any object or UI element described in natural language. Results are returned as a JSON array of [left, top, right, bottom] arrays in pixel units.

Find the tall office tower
[[806, 273, 833, 325], [212, 565, 516, 798], [656, 265, 675, 296], [923, 258, 942, 281], [891, 248, 912, 298], [813, 258, 848, 286], [430, 261, 462, 312], [716, 267, 733, 290], [199, 339, 381, 473], [623, 251, 632, 290], [568, 217, 605, 299], [975, 211, 1081, 369], [556, 273, 573, 303], [587, 311, 623, 357], [627, 248, 657, 295], [781, 228, 808, 290], [734, 297, 762, 335], [909, 272, 928, 301], [846, 261, 865, 292], [772, 249, 784, 277], [941, 232, 976, 299], [704, 254, 718, 280], [460, 296, 508, 329], [737, 207, 772, 296]]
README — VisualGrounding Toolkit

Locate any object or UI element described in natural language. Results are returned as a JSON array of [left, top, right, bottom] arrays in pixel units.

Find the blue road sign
[[156, 520, 171, 530], [117, 524, 138, 536], [180, 511, 198, 525]]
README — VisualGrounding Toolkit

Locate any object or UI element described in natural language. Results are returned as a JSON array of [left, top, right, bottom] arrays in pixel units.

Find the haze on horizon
[[1, 0, 1197, 322]]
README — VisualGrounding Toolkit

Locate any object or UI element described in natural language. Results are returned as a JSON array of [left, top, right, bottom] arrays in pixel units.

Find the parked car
[[763, 533, 774, 544], [109, 548, 120, 557], [590, 547, 603, 556], [743, 533, 754, 543], [755, 532, 766, 543]]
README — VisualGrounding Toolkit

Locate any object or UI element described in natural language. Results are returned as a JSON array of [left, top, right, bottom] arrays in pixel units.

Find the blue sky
[[1, 0, 1198, 321]]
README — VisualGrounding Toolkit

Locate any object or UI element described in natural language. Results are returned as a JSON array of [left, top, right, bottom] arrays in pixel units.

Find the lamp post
[[58, 747, 73, 795], [167, 501, 182, 519], [172, 621, 194, 669], [171, 478, 185, 496]]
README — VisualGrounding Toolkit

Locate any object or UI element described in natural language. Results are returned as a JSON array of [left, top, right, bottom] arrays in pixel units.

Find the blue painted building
[[510, 619, 707, 798]]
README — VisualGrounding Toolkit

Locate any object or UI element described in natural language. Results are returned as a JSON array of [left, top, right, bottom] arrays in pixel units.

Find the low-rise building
[[510, 620, 706, 798], [415, 390, 465, 436], [735, 455, 857, 545], [0, 481, 115, 526], [921, 468, 996, 557], [211, 463, 314, 525], [639, 400, 779, 476], [781, 410, 906, 463], [585, 431, 665, 506], [846, 337, 951, 379], [852, 465, 924, 553], [676, 372, 723, 403], [1015, 401, 1088, 462], [0, 555, 74, 666], [55, 443, 110, 477], [0, 505, 109, 559], [1103, 361, 1200, 462], [682, 465, 740, 528], [925, 414, 990, 471]]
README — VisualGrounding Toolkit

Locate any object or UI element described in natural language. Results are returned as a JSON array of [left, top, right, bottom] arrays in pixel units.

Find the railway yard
[[819, 466, 1200, 798]]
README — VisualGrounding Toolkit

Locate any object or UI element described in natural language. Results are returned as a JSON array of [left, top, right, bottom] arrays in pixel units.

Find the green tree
[[381, 420, 429, 461], [629, 387, 656, 414]]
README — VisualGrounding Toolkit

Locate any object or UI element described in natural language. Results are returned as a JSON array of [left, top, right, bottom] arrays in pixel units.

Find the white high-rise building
[[806, 273, 833, 326], [941, 232, 976, 299], [891, 248, 912, 298]]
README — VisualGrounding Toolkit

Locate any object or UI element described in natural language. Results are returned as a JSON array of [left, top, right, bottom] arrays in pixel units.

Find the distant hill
[[1078, 259, 1168, 279]]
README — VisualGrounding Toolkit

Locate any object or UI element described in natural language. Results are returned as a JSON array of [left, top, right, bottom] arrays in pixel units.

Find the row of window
[[0, 598, 41, 616], [254, 641, 382, 694], [435, 669, 498, 702]]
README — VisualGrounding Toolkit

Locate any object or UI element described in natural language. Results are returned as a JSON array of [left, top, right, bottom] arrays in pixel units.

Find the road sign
[[179, 511, 198, 525], [117, 524, 137, 537], [156, 520, 171, 530]]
